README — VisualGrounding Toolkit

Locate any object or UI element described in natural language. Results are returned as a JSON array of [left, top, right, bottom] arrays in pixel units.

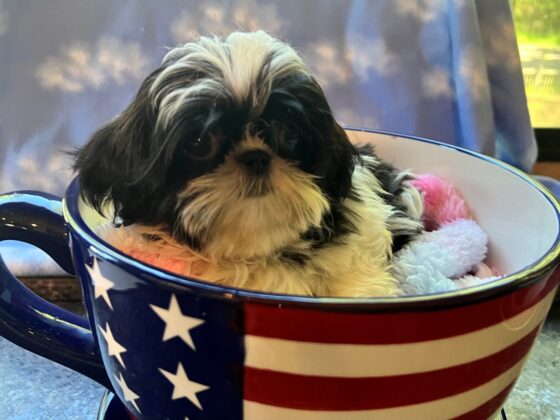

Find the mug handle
[[0, 191, 112, 390]]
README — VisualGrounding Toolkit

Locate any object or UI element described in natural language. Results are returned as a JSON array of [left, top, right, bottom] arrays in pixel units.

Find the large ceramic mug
[[0, 130, 559, 420]]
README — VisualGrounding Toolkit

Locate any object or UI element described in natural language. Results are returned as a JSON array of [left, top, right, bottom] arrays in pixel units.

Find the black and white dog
[[75, 31, 423, 297]]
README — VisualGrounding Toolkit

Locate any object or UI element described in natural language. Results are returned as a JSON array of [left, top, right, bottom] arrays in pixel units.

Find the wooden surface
[[21, 276, 81, 300], [533, 162, 560, 180], [20, 276, 85, 314]]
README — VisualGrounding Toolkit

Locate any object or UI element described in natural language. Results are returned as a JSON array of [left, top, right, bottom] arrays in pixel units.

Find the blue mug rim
[[63, 128, 560, 310]]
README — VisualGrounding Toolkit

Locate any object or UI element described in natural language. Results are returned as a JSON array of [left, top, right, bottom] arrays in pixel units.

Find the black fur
[[356, 144, 410, 209], [356, 144, 421, 251]]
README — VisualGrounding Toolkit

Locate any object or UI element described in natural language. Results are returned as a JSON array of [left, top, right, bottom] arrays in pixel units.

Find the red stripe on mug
[[243, 325, 541, 410], [453, 381, 516, 420], [244, 268, 559, 344]]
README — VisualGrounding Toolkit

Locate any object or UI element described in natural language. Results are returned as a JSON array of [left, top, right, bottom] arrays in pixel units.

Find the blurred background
[[513, 0, 560, 128]]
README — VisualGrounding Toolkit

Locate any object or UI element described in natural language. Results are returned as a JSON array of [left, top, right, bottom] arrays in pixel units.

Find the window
[[512, 0, 560, 128]]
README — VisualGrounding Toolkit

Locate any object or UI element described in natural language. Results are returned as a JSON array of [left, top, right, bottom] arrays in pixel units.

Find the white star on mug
[[98, 323, 127, 368], [150, 295, 204, 350], [115, 372, 141, 414], [86, 257, 115, 310], [159, 362, 209, 410]]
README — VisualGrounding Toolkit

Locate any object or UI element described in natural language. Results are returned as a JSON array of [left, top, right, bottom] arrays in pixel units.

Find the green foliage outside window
[[511, 0, 560, 127]]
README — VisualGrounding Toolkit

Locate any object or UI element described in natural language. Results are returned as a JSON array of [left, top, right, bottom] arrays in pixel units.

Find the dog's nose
[[238, 150, 271, 175]]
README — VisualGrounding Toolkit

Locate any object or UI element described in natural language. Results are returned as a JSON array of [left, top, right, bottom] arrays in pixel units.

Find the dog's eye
[[260, 121, 300, 153], [186, 132, 219, 160], [260, 121, 284, 146], [284, 135, 298, 150], [280, 125, 300, 152]]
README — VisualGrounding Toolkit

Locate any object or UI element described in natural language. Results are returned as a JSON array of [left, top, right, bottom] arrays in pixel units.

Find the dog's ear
[[317, 120, 357, 203], [299, 77, 357, 203], [73, 69, 161, 221], [73, 117, 123, 216]]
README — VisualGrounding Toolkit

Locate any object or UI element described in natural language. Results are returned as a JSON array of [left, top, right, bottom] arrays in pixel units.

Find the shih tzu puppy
[[74, 31, 424, 297]]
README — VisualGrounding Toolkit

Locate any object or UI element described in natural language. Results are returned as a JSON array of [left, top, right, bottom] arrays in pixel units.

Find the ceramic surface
[[0, 130, 559, 419], [98, 390, 133, 420]]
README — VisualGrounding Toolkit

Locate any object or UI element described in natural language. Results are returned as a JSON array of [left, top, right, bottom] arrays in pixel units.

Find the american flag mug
[[0, 130, 559, 420]]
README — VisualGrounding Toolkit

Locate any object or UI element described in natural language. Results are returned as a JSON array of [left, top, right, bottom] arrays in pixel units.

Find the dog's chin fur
[[76, 31, 424, 297]]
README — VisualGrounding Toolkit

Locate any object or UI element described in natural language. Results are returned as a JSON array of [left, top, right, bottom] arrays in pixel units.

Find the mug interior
[[75, 130, 560, 299]]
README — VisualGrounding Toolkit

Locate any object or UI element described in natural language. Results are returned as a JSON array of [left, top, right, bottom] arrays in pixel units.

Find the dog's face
[[75, 31, 357, 260]]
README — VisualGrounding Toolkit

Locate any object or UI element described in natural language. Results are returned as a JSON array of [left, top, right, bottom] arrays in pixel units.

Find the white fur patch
[[151, 31, 310, 128]]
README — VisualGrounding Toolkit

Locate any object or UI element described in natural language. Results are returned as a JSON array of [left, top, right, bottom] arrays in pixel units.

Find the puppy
[[74, 31, 424, 297]]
